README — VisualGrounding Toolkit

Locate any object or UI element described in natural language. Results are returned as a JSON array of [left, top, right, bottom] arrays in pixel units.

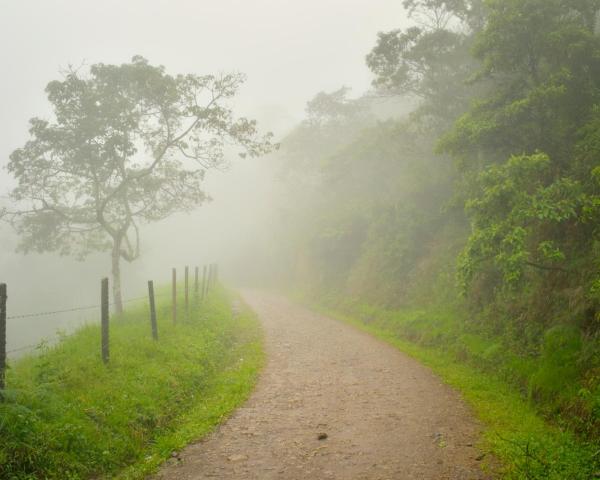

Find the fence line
[[2, 293, 171, 356], [7, 304, 103, 320], [0, 264, 217, 368], [6, 293, 165, 321]]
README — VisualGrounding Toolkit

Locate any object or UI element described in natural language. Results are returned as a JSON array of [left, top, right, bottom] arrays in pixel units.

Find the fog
[[0, 1, 409, 353], [3, 4, 599, 476]]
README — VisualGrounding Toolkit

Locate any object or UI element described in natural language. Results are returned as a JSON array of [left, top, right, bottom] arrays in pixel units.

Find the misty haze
[[1, 1, 599, 479]]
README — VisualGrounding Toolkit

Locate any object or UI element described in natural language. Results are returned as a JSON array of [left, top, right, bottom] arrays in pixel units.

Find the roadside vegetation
[[304, 294, 599, 479], [0, 286, 263, 480], [264, 1, 600, 477]]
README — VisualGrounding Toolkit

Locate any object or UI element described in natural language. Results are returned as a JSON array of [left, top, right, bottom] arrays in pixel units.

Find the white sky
[[0, 0, 410, 349], [0, 0, 408, 164]]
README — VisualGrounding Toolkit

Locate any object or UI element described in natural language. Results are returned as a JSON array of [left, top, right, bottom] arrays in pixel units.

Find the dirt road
[[154, 291, 490, 479]]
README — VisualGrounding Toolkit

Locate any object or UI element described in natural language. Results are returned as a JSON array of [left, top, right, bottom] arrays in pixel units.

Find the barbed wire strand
[[5, 291, 171, 354], [6, 292, 169, 320], [7, 304, 101, 320]]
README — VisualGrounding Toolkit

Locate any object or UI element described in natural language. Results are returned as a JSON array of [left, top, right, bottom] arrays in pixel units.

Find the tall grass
[[0, 286, 263, 479]]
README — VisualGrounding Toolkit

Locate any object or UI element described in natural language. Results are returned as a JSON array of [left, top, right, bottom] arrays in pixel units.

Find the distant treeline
[[267, 0, 600, 442]]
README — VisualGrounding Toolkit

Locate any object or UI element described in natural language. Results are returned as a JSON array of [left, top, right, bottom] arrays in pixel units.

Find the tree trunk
[[111, 238, 124, 314]]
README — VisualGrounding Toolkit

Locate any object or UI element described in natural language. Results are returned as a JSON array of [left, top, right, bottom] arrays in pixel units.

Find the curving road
[[153, 291, 490, 480]]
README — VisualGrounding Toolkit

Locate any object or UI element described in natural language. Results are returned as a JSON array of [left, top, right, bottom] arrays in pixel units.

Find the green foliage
[[530, 325, 582, 401], [0, 287, 263, 479], [6, 57, 276, 310], [366, 1, 481, 129], [8, 57, 275, 261], [271, 1, 600, 475], [441, 0, 600, 165], [456, 152, 585, 292], [440, 0, 600, 346], [275, 95, 463, 306]]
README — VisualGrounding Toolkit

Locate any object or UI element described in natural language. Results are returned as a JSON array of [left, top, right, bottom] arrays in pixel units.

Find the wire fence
[[7, 294, 156, 321], [7, 304, 104, 321], [0, 263, 219, 391], [4, 294, 159, 355]]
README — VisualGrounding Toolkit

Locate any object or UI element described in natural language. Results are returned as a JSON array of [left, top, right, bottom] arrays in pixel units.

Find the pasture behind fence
[[0, 263, 219, 396]]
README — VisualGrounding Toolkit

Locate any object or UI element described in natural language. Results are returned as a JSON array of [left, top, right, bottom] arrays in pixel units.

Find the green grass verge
[[300, 294, 599, 479], [0, 285, 263, 480]]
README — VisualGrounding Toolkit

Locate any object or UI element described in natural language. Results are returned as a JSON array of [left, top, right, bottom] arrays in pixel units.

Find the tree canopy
[[265, 0, 600, 453], [7, 56, 276, 311]]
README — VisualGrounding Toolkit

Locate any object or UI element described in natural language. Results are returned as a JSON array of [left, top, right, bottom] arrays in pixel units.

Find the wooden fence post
[[210, 263, 217, 288], [194, 266, 199, 295], [172, 268, 177, 324], [101, 278, 109, 364], [0, 284, 7, 393], [201, 265, 207, 300], [185, 265, 189, 312], [148, 281, 158, 340], [206, 264, 212, 295]]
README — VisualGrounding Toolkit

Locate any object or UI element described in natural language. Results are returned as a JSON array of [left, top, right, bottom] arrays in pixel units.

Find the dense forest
[[268, 0, 600, 450]]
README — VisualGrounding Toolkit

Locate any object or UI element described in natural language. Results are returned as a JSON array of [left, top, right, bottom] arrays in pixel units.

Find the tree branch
[[523, 260, 568, 273]]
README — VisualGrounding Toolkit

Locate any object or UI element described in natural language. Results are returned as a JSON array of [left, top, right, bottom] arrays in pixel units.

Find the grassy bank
[[301, 294, 599, 479], [0, 286, 263, 480]]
